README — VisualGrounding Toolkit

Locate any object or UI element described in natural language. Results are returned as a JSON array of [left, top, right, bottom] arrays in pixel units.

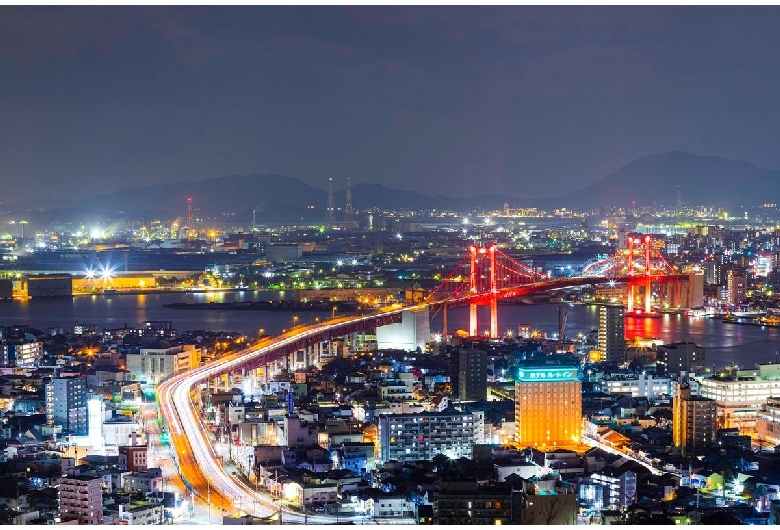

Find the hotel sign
[[517, 368, 579, 382]]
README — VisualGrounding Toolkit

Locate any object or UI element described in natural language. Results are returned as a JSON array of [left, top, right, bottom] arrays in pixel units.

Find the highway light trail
[[158, 307, 407, 521]]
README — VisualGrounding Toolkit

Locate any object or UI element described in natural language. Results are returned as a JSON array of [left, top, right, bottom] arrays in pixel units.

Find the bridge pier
[[442, 303, 449, 344], [645, 277, 652, 313], [674, 280, 681, 309], [490, 296, 498, 339], [663, 282, 679, 309]]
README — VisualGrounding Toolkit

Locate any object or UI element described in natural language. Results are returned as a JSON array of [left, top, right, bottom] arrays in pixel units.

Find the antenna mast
[[345, 177, 354, 225], [326, 178, 335, 225]]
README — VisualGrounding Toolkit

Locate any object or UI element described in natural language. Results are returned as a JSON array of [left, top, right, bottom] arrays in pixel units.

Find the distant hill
[[3, 151, 779, 231], [2, 175, 522, 229], [554, 150, 779, 210]]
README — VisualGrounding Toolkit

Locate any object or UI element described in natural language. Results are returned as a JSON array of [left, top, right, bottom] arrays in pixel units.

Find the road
[[157, 308, 411, 524], [581, 432, 682, 477]]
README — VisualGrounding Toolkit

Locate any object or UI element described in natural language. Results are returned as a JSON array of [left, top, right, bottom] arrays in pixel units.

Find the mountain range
[[2, 151, 778, 230]]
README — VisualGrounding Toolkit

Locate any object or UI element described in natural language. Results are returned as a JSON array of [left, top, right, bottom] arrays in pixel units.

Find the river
[[0, 292, 778, 370]]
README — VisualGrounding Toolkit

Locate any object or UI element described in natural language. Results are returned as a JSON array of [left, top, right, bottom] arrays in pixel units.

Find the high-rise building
[[514, 365, 581, 448], [701, 261, 722, 286], [598, 305, 625, 363], [59, 473, 104, 524], [46, 376, 88, 435], [436, 482, 517, 525], [378, 410, 485, 463], [458, 348, 487, 401], [673, 382, 716, 453], [657, 342, 705, 376], [727, 270, 746, 306]]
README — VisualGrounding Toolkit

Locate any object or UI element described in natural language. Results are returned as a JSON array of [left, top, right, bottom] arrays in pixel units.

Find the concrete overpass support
[[306, 342, 325, 367]]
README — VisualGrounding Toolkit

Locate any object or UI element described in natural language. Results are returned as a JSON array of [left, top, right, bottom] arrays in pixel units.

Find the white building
[[756, 397, 780, 446], [117, 501, 165, 525], [123, 469, 163, 494], [0, 341, 43, 366], [378, 410, 484, 463], [589, 466, 637, 510], [376, 306, 430, 352], [103, 416, 143, 447], [597, 373, 673, 399], [697, 363, 780, 433], [372, 494, 414, 519], [378, 378, 415, 402], [125, 342, 200, 385]]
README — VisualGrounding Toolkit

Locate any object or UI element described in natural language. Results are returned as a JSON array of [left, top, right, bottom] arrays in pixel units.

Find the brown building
[[118, 445, 148, 472], [673, 383, 716, 454]]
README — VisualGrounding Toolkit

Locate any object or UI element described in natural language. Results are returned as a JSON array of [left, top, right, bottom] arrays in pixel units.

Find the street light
[[331, 306, 337, 320], [292, 315, 299, 328]]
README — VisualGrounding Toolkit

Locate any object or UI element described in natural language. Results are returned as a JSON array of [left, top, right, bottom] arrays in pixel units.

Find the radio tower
[[326, 178, 335, 224], [345, 177, 354, 225], [186, 196, 193, 238]]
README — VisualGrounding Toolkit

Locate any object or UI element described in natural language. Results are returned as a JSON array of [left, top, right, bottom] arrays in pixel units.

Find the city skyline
[[4, 6, 780, 206], [4, 6, 780, 525]]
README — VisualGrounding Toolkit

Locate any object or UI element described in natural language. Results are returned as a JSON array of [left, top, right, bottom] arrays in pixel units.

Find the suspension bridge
[[158, 234, 691, 520]]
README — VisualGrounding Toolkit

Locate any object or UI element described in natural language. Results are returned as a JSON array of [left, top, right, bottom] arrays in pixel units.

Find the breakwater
[[163, 299, 359, 312]]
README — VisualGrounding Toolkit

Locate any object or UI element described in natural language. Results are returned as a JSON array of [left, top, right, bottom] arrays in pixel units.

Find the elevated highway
[[157, 307, 408, 521], [157, 274, 657, 521]]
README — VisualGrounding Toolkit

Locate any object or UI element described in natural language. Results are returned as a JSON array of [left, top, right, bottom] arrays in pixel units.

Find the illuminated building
[[727, 269, 746, 305], [656, 342, 705, 376], [697, 363, 780, 433], [125, 342, 200, 385], [377, 410, 485, 463], [587, 465, 638, 510], [118, 445, 148, 472], [594, 284, 627, 303], [436, 482, 516, 525], [598, 305, 625, 363], [0, 340, 43, 367], [517, 323, 532, 339], [59, 473, 103, 524], [701, 260, 722, 286], [375, 306, 430, 352], [672, 383, 716, 453], [514, 365, 581, 448], [46, 377, 88, 435], [756, 397, 780, 447], [457, 348, 487, 401], [597, 372, 672, 399]]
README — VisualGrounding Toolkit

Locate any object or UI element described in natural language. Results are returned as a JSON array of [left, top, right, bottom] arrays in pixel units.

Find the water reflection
[[2, 296, 779, 370]]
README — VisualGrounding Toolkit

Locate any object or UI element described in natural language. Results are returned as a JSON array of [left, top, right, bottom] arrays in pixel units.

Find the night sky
[[2, 6, 780, 206]]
